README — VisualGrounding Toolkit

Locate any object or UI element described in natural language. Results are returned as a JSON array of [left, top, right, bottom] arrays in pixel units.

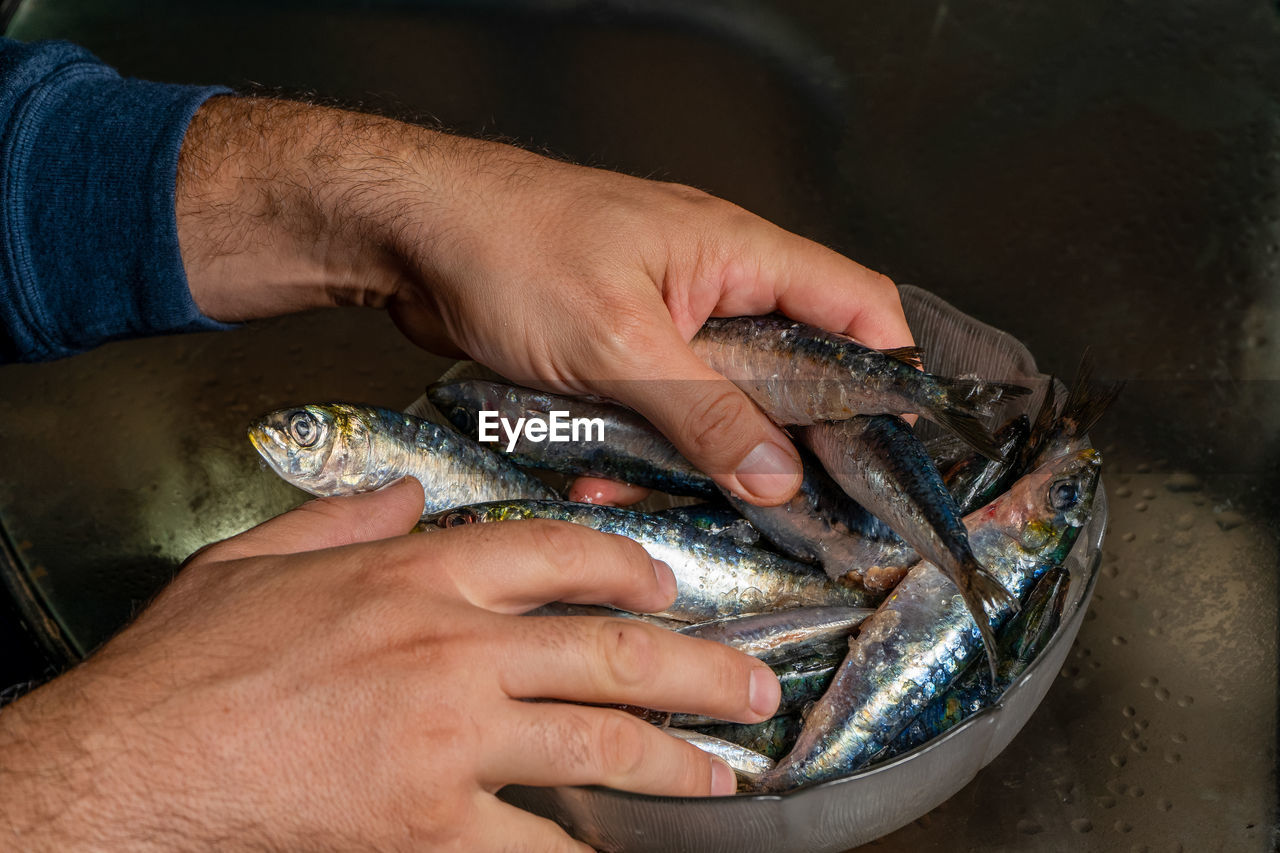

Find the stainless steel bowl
[[493, 286, 1108, 852]]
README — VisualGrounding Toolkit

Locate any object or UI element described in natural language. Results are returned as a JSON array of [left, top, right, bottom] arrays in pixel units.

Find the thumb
[[199, 477, 426, 562], [602, 329, 802, 505]]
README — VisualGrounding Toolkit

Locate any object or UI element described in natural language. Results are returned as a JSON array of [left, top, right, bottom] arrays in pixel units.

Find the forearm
[[177, 96, 490, 324]]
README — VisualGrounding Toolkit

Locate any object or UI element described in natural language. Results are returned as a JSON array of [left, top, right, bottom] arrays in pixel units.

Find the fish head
[[983, 448, 1101, 559], [248, 404, 378, 496], [427, 382, 483, 438]]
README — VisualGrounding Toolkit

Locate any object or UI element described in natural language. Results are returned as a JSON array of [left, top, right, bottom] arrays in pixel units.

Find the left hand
[[176, 97, 914, 506]]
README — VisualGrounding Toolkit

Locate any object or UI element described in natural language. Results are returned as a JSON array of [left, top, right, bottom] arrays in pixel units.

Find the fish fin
[[925, 407, 1003, 461], [1030, 380, 1059, 444], [1059, 352, 1125, 439], [879, 345, 926, 369], [958, 559, 1019, 681]]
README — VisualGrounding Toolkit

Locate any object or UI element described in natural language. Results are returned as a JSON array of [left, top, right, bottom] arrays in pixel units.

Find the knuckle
[[528, 521, 589, 579], [596, 713, 648, 780], [682, 388, 754, 460], [596, 620, 658, 689]]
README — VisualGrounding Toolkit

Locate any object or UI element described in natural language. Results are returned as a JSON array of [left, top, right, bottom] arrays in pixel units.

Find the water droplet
[[1165, 751, 1181, 764], [1115, 820, 1133, 833], [1177, 695, 1193, 707], [1107, 779, 1128, 795], [1112, 635, 1128, 645], [1116, 486, 1133, 498], [1158, 798, 1173, 811], [1174, 513, 1195, 530], [1171, 732, 1187, 743], [1017, 819, 1044, 835], [1120, 588, 1138, 600], [1141, 676, 1159, 688], [1130, 741, 1149, 754], [1122, 706, 1136, 718], [1134, 502, 1148, 512], [1141, 488, 1156, 499], [1122, 531, 1136, 542], [1136, 463, 1151, 474], [1071, 818, 1094, 834], [1122, 727, 1140, 741], [1098, 795, 1117, 808], [1073, 677, 1090, 691], [1110, 754, 1127, 768]]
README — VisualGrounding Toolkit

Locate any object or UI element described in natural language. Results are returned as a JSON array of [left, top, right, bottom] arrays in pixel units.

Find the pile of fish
[[248, 313, 1114, 792]]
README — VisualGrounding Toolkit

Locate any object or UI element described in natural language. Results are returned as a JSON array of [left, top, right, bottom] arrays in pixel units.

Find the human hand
[[0, 479, 779, 851], [176, 98, 913, 508]]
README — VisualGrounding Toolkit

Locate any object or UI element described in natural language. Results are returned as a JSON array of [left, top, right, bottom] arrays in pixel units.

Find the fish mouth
[[247, 424, 292, 479]]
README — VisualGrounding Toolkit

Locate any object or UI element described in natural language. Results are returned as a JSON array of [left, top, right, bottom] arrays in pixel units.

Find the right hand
[[0, 478, 780, 852]]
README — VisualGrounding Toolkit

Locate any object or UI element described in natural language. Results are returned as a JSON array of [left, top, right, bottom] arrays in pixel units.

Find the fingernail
[[710, 758, 736, 796], [749, 667, 781, 718], [735, 442, 801, 503], [652, 559, 677, 603]]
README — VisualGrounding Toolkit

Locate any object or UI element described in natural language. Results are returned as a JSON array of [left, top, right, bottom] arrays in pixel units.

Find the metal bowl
[[494, 286, 1108, 852]]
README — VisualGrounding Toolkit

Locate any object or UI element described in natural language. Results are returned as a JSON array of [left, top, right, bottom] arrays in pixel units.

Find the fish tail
[[958, 558, 1019, 681], [1059, 352, 1125, 439], [925, 406, 1003, 461]]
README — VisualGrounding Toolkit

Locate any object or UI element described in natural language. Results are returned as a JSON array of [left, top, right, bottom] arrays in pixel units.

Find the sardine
[[802, 415, 1017, 677], [757, 448, 1101, 792], [664, 728, 775, 788], [689, 315, 1028, 458], [719, 448, 908, 579], [944, 414, 1031, 515], [425, 501, 876, 622], [672, 653, 841, 727], [653, 503, 761, 546], [248, 403, 557, 515], [427, 380, 715, 497], [692, 715, 804, 762], [674, 605, 873, 667], [872, 566, 1071, 761]]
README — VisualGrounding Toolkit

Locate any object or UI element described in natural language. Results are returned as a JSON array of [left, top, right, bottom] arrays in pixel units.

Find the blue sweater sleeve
[[0, 39, 233, 363]]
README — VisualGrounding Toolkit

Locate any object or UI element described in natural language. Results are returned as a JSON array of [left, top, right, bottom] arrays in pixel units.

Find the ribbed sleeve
[[0, 38, 233, 363]]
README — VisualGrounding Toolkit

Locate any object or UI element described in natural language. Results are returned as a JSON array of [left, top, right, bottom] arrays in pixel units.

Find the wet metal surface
[[2, 1, 1278, 850]]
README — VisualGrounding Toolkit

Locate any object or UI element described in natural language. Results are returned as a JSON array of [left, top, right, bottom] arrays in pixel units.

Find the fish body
[[757, 448, 1101, 792], [427, 380, 715, 497], [653, 503, 760, 546], [675, 606, 873, 667], [672, 649, 843, 727], [248, 403, 556, 515], [664, 728, 775, 787], [945, 414, 1031, 515], [692, 716, 804, 762], [690, 315, 1027, 457], [802, 415, 1017, 675], [427, 501, 875, 622], [721, 449, 906, 578], [873, 566, 1071, 761]]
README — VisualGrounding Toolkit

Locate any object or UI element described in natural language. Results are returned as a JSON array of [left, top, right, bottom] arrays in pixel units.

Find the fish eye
[[449, 407, 476, 435], [1049, 479, 1079, 511], [289, 411, 319, 447], [440, 509, 478, 528]]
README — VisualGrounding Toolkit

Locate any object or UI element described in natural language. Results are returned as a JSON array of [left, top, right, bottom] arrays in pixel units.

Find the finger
[[421, 519, 677, 615], [703, 219, 916, 351], [596, 325, 801, 505], [472, 796, 595, 853], [480, 702, 737, 797], [496, 615, 779, 723], [202, 477, 425, 562], [567, 477, 651, 507]]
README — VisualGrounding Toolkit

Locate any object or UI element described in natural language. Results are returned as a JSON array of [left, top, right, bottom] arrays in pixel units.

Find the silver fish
[[249, 403, 556, 516], [803, 415, 1017, 677], [689, 315, 1028, 458], [757, 448, 1101, 792], [665, 728, 775, 788], [427, 379, 715, 497], [427, 501, 875, 622], [675, 606, 873, 667]]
